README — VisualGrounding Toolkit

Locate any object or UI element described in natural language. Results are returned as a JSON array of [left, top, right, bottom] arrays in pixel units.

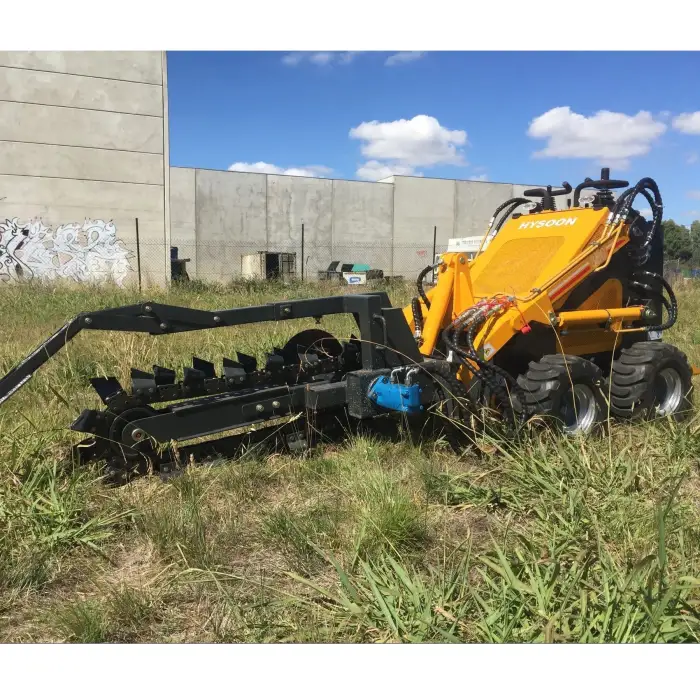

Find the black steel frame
[[0, 293, 422, 408]]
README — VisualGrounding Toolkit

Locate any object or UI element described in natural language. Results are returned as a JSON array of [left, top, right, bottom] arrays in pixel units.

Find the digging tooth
[[265, 353, 285, 372], [192, 356, 216, 379], [183, 367, 207, 387], [70, 409, 103, 435], [236, 352, 257, 373], [299, 352, 319, 367], [153, 365, 177, 386], [130, 368, 156, 393], [222, 357, 246, 381], [89, 376, 124, 404]]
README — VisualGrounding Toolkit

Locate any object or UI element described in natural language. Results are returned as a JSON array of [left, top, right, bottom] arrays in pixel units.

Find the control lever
[[523, 181, 573, 198], [523, 182, 572, 211], [573, 168, 629, 206]]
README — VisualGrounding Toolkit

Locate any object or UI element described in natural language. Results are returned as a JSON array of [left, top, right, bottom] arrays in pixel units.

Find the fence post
[[135, 217, 142, 292], [301, 221, 305, 281], [431, 225, 437, 283]]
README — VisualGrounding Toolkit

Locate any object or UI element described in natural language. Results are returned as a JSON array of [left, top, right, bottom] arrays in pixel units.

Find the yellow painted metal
[[400, 202, 648, 387], [417, 263, 455, 356], [469, 208, 609, 299], [453, 253, 476, 313], [556, 307, 644, 326], [559, 329, 624, 357], [561, 278, 622, 311]]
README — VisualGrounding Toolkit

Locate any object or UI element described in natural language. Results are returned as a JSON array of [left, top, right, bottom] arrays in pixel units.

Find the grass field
[[1, 277, 700, 643]]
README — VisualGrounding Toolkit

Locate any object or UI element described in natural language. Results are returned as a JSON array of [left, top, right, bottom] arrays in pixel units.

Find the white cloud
[[687, 152, 699, 165], [688, 191, 700, 200], [356, 160, 419, 181], [639, 208, 653, 217], [350, 115, 467, 179], [228, 161, 332, 178], [673, 112, 700, 135], [281, 53, 304, 66], [469, 173, 489, 181], [282, 52, 360, 67], [527, 106, 666, 168], [385, 51, 425, 67]]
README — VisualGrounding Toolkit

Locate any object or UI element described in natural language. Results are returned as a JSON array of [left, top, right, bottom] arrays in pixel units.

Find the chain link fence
[[135, 238, 455, 287]]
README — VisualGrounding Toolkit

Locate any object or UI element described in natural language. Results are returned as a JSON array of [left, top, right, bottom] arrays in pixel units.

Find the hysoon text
[[518, 217, 578, 230]]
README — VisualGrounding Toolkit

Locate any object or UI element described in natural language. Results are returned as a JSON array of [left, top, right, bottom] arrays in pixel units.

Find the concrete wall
[[169, 167, 197, 272], [171, 167, 564, 282], [331, 180, 393, 274], [391, 176, 455, 273], [267, 174, 333, 277], [0, 51, 170, 287], [171, 168, 396, 282], [455, 181, 513, 239], [0, 52, 565, 288], [194, 169, 267, 281]]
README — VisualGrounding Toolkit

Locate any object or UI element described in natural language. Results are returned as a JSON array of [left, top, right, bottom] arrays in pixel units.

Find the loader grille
[[472, 236, 566, 297]]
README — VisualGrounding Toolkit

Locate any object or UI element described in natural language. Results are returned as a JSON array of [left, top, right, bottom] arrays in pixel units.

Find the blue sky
[[167, 51, 700, 223]]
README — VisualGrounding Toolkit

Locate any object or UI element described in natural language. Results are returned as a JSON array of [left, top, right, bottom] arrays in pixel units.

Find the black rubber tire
[[515, 354, 606, 434], [608, 341, 694, 422]]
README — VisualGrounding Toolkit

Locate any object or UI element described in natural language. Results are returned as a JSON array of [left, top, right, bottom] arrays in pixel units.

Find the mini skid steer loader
[[0, 168, 695, 483]]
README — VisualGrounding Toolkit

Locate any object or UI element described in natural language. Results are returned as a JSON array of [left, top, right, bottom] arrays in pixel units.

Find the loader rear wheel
[[608, 341, 693, 421], [516, 355, 606, 435]]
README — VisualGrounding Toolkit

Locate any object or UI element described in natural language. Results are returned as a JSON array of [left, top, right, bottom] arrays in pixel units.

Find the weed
[[261, 503, 342, 575], [289, 546, 475, 642], [136, 472, 218, 568], [0, 458, 130, 593], [51, 600, 110, 643]]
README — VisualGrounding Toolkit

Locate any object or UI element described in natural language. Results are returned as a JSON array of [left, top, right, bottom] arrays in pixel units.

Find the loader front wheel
[[608, 341, 693, 422], [516, 355, 606, 435]]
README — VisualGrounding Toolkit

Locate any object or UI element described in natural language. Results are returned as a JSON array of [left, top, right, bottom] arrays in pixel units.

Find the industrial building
[[0, 51, 561, 287]]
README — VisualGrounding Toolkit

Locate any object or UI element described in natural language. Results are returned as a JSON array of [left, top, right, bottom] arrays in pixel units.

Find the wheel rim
[[559, 384, 598, 434], [654, 368, 683, 416]]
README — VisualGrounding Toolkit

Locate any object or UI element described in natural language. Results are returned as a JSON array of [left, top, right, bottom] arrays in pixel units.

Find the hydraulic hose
[[611, 177, 664, 269], [411, 297, 423, 338], [493, 200, 530, 235], [441, 303, 528, 427], [630, 270, 678, 332], [613, 178, 662, 225], [489, 198, 533, 225], [465, 315, 528, 425], [416, 263, 438, 310]]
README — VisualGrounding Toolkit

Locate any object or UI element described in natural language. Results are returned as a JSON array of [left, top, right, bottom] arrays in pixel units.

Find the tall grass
[[0, 277, 699, 642]]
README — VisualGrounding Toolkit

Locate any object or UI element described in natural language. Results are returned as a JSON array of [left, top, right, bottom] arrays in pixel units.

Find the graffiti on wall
[[0, 218, 134, 286]]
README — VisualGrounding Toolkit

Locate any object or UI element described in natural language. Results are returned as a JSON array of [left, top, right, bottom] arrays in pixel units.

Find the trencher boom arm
[[0, 293, 423, 407], [0, 293, 433, 483]]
